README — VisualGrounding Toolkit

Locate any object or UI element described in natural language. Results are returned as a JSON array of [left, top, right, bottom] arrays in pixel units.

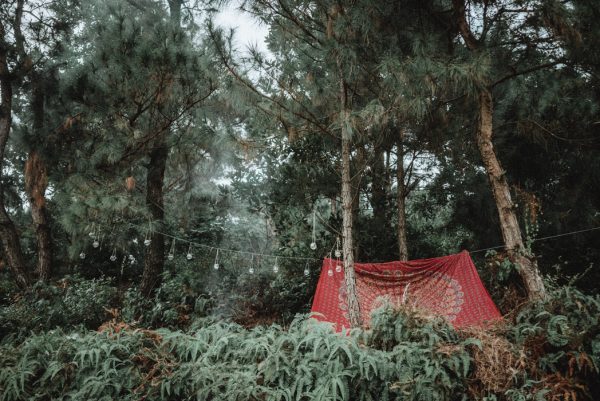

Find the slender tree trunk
[[396, 133, 408, 261], [476, 90, 545, 299], [338, 70, 361, 327], [25, 80, 52, 281], [140, 135, 167, 296], [453, 0, 546, 300], [0, 30, 30, 289], [370, 143, 386, 220]]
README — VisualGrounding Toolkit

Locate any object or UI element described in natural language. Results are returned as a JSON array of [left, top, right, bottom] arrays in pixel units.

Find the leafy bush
[[0, 275, 117, 338]]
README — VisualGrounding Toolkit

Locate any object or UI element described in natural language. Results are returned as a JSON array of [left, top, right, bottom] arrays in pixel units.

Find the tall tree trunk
[[25, 79, 52, 281], [370, 143, 387, 225], [396, 132, 408, 261], [25, 152, 52, 281], [139, 0, 182, 297], [140, 135, 167, 296], [453, 0, 546, 300], [0, 26, 30, 289], [338, 71, 361, 327], [476, 90, 545, 299]]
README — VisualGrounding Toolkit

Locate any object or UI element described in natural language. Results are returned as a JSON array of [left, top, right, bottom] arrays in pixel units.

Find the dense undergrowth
[[1, 272, 599, 401]]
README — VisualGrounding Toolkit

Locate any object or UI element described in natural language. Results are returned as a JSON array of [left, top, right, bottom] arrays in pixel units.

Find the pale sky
[[214, 3, 269, 55]]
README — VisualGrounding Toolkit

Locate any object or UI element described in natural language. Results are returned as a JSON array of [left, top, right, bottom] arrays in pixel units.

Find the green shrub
[[0, 276, 117, 338]]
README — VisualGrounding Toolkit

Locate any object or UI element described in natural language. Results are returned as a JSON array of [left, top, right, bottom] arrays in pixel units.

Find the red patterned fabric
[[310, 251, 501, 331]]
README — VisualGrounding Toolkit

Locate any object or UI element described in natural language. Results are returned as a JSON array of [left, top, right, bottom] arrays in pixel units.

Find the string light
[[110, 248, 117, 262], [186, 243, 193, 260], [304, 262, 310, 276], [144, 228, 152, 246], [79, 251, 86, 260], [88, 222, 96, 238], [327, 253, 333, 277], [310, 209, 317, 250], [273, 257, 279, 273], [248, 254, 255, 274], [167, 239, 175, 261], [334, 237, 341, 258], [213, 249, 220, 270]]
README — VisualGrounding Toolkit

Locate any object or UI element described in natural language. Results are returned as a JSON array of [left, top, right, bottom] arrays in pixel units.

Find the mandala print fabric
[[310, 251, 501, 331]]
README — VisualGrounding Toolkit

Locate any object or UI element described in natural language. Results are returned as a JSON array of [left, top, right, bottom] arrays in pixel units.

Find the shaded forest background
[[0, 0, 599, 400]]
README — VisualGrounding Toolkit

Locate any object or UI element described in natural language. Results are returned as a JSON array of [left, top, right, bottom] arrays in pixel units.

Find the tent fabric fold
[[310, 251, 501, 331]]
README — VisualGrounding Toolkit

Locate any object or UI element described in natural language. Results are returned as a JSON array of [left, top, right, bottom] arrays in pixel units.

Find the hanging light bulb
[[167, 239, 175, 261], [334, 236, 341, 258], [249, 266, 255, 274], [144, 238, 151, 246], [88, 231, 95, 238], [310, 209, 317, 250], [327, 268, 333, 277], [336, 263, 342, 273], [128, 254, 135, 261], [79, 251, 86, 259], [273, 257, 279, 273], [186, 244, 193, 260], [304, 263, 310, 276], [110, 254, 117, 262], [213, 249, 220, 270], [92, 240, 100, 248]]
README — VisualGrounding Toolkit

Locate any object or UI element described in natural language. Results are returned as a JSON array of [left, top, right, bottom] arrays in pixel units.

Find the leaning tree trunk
[[0, 46, 30, 289], [476, 89, 546, 299], [25, 79, 52, 281], [338, 71, 361, 327], [396, 132, 408, 261], [140, 135, 168, 296], [452, 0, 546, 300]]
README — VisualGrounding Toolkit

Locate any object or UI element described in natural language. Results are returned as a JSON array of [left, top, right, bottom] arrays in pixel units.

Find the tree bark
[[338, 70, 361, 327], [396, 132, 408, 261], [140, 135, 167, 296], [25, 151, 52, 281], [0, 20, 30, 289], [25, 79, 52, 281], [476, 89, 546, 299], [370, 143, 387, 226]]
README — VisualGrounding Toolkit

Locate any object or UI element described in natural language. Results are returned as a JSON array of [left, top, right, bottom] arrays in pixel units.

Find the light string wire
[[469, 225, 600, 254], [94, 222, 600, 263], [125, 222, 323, 262]]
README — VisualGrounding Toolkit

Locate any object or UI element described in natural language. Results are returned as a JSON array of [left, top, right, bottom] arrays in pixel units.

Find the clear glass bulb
[[310, 242, 317, 250], [304, 268, 310, 276], [92, 240, 99, 248], [88, 232, 95, 238], [327, 269, 333, 277], [249, 267, 255, 274], [186, 253, 193, 260], [213, 263, 219, 270], [144, 239, 151, 246], [335, 249, 341, 258], [167, 254, 174, 261], [79, 252, 86, 259], [273, 265, 279, 273], [335, 264, 342, 273], [110, 255, 117, 262]]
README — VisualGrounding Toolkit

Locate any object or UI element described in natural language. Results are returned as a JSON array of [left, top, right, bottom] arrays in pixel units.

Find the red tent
[[310, 251, 501, 331]]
